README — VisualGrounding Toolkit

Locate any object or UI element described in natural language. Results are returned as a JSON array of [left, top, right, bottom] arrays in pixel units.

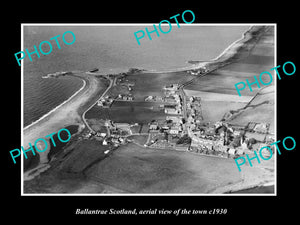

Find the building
[[165, 105, 179, 114], [89, 68, 99, 73], [149, 121, 159, 130], [164, 96, 177, 104], [98, 97, 113, 108], [164, 84, 179, 91], [228, 148, 236, 155], [166, 116, 182, 124], [254, 123, 269, 133], [156, 96, 163, 102], [145, 96, 153, 101], [236, 148, 245, 155], [169, 126, 181, 135], [175, 145, 189, 151], [97, 100, 104, 106], [190, 136, 214, 150], [114, 123, 131, 130]]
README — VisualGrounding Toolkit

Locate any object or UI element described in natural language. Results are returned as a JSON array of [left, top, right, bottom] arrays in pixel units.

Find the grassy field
[[86, 101, 166, 124], [128, 134, 149, 145], [226, 85, 275, 132], [84, 143, 242, 193], [24, 26, 276, 194], [184, 89, 252, 103], [24, 139, 110, 193], [200, 100, 247, 123], [185, 27, 274, 97]]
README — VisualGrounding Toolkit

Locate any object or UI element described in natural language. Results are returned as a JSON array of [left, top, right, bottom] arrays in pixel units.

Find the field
[[184, 89, 252, 103], [128, 134, 149, 145], [85, 101, 166, 124], [24, 26, 276, 194], [185, 26, 274, 97], [86, 118, 107, 133], [24, 139, 111, 193], [226, 85, 275, 132], [84, 143, 243, 193], [183, 26, 275, 127], [200, 100, 247, 123]]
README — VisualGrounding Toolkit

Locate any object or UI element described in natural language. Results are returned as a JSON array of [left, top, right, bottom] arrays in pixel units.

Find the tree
[[176, 134, 191, 145]]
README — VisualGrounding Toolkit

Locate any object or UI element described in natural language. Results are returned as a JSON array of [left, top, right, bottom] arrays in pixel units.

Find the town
[[82, 69, 275, 161]]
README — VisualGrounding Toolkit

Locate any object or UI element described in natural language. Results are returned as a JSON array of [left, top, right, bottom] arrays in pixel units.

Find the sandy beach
[[23, 25, 275, 193], [23, 72, 108, 179]]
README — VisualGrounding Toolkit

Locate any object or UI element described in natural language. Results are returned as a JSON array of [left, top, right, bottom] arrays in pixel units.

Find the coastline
[[23, 72, 108, 180], [23, 25, 256, 132], [140, 26, 253, 74], [24, 78, 86, 131], [23, 25, 274, 193]]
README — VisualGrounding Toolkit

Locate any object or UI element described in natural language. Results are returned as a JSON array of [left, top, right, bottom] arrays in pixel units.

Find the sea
[[23, 25, 249, 127]]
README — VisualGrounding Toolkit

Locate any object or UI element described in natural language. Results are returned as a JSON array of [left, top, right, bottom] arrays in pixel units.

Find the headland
[[23, 25, 275, 194]]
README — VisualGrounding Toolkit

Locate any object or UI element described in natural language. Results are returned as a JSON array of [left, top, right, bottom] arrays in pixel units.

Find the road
[[178, 72, 209, 134], [82, 76, 115, 133]]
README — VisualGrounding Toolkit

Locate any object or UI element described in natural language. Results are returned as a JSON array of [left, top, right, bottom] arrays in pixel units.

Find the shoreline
[[24, 78, 86, 131], [23, 25, 257, 131], [212, 26, 252, 61], [23, 25, 255, 131], [140, 26, 253, 74], [23, 72, 107, 180], [23, 25, 273, 192]]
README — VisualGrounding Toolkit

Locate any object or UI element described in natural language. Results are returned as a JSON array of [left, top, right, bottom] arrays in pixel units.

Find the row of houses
[[149, 120, 184, 135], [117, 94, 134, 101]]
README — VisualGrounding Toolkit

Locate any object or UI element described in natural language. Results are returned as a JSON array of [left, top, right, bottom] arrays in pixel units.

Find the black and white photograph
[[3, 4, 298, 221], [21, 24, 276, 195]]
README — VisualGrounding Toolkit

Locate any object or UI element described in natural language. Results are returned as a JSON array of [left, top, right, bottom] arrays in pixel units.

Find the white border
[[21, 23, 277, 196]]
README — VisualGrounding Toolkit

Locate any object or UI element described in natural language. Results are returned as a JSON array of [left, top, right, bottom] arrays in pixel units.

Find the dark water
[[23, 25, 249, 127]]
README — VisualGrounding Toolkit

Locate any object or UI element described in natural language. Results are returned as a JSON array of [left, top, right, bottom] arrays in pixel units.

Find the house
[[161, 125, 170, 131], [111, 137, 120, 144], [103, 139, 108, 145], [169, 127, 180, 135], [104, 120, 113, 128], [247, 122, 257, 131], [89, 68, 99, 73], [190, 136, 214, 150], [228, 148, 236, 155], [166, 116, 181, 124], [175, 145, 189, 151], [174, 94, 181, 103], [254, 123, 269, 133], [164, 96, 177, 104], [149, 121, 159, 130], [165, 108, 178, 115], [164, 84, 179, 91], [236, 148, 245, 155], [97, 100, 103, 106], [156, 96, 163, 102], [114, 123, 130, 130], [100, 132, 107, 138], [145, 96, 153, 101]]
